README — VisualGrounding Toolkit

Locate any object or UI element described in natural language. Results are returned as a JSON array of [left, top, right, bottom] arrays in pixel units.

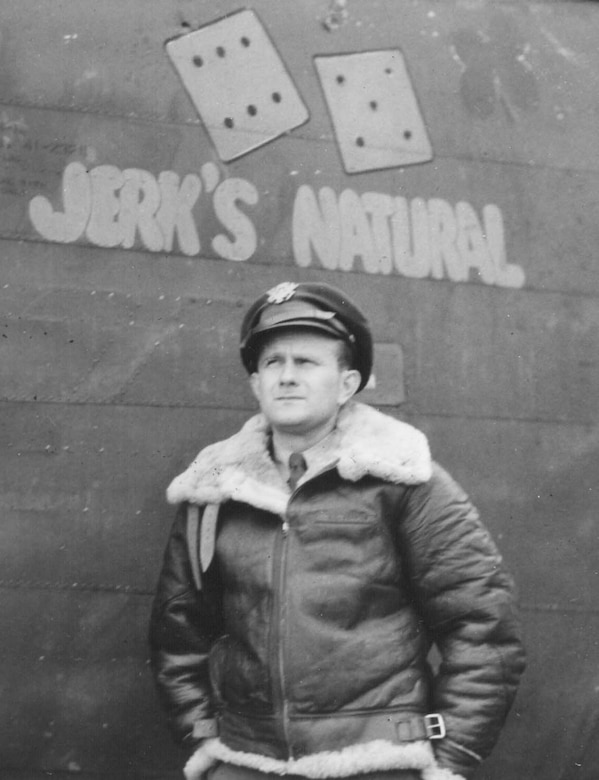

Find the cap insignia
[[266, 282, 298, 304]]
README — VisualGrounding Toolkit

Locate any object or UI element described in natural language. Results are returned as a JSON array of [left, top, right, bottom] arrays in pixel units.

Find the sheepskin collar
[[167, 401, 431, 515]]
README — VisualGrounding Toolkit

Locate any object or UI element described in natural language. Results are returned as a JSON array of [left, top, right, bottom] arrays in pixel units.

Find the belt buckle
[[424, 713, 446, 740]]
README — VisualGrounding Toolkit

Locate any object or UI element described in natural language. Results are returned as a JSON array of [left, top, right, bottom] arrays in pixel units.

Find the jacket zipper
[[270, 475, 336, 758], [270, 513, 293, 758]]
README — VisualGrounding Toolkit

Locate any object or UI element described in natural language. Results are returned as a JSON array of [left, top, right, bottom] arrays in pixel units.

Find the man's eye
[[299, 357, 319, 365]]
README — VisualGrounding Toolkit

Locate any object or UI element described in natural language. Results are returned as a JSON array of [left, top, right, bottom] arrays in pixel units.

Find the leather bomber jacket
[[149, 403, 526, 780]]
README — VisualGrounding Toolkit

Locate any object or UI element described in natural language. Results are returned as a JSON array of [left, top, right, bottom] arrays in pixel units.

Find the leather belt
[[395, 713, 446, 742]]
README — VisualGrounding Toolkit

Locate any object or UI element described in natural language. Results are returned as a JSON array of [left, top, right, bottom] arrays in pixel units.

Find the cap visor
[[251, 318, 346, 340]]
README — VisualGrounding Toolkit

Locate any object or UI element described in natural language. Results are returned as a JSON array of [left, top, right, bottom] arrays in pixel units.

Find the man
[[149, 281, 525, 780]]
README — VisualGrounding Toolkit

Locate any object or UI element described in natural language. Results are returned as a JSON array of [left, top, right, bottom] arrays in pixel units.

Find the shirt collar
[[270, 427, 341, 490]]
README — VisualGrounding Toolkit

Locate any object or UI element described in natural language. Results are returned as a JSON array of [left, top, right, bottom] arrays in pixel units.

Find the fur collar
[[167, 401, 431, 515]]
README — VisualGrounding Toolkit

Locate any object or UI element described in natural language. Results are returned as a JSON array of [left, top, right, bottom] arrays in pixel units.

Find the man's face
[[249, 330, 360, 438]]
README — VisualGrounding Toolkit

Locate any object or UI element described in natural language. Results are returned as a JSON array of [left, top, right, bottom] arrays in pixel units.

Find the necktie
[[288, 452, 307, 491]]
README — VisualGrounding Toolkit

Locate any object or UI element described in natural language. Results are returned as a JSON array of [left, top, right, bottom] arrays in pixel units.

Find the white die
[[314, 50, 433, 173], [167, 10, 309, 161]]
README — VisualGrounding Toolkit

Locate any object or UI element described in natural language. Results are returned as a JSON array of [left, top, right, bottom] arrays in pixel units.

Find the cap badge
[[266, 282, 298, 304]]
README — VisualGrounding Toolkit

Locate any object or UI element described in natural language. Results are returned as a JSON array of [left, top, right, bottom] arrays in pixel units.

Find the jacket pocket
[[310, 509, 374, 525]]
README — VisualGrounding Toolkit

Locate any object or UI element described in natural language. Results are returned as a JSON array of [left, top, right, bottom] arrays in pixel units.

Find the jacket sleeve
[[398, 463, 526, 779], [148, 503, 223, 750]]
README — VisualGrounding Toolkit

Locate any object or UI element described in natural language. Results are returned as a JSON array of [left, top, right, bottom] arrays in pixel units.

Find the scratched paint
[[28, 162, 524, 289], [452, 13, 540, 120]]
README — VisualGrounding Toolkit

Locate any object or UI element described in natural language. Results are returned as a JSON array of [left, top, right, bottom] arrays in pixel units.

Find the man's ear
[[339, 369, 361, 405], [249, 372, 261, 402]]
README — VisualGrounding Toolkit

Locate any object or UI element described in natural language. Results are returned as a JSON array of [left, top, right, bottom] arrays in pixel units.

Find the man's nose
[[279, 358, 298, 383]]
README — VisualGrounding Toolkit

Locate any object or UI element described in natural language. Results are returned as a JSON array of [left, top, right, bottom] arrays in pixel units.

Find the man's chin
[[270, 415, 309, 431]]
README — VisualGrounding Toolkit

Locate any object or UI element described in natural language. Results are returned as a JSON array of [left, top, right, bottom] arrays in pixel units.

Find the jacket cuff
[[192, 719, 219, 740], [182, 719, 219, 752], [432, 737, 481, 780]]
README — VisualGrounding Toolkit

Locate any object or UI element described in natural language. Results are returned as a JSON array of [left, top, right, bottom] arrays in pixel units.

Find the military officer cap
[[240, 281, 373, 391]]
